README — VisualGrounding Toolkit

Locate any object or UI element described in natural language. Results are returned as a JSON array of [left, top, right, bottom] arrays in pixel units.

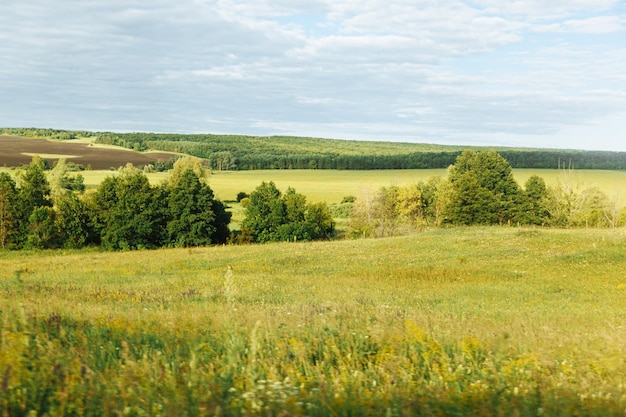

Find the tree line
[[4, 128, 626, 170], [1, 151, 623, 251], [0, 157, 231, 250], [0, 157, 337, 250], [346, 150, 626, 238]]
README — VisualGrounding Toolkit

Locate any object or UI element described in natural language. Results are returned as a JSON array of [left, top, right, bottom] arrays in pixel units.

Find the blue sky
[[1, 0, 625, 151]]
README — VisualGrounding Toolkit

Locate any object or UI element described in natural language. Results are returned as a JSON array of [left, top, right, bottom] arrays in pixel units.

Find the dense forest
[[3, 127, 626, 170]]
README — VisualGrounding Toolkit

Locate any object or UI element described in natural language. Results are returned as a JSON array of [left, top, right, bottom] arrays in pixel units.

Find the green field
[[1, 227, 626, 415], [66, 168, 626, 205]]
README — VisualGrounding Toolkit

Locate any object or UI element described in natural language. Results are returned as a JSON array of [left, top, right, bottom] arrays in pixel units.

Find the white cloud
[[536, 15, 625, 33], [0, 0, 625, 151], [471, 0, 619, 19]]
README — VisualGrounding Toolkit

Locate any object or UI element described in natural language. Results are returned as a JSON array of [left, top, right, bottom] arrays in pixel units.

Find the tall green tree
[[166, 168, 231, 247], [303, 201, 335, 240], [90, 165, 166, 250], [242, 182, 334, 243], [276, 188, 335, 241], [0, 173, 18, 248], [242, 181, 285, 243], [544, 168, 581, 227], [26, 206, 58, 249], [519, 175, 550, 225], [15, 156, 53, 247], [446, 151, 521, 225], [283, 188, 307, 224], [210, 198, 232, 244], [55, 193, 94, 249], [17, 156, 52, 213], [49, 158, 69, 202]]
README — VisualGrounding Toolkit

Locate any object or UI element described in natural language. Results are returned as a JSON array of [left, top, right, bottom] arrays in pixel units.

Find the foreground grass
[[1, 227, 626, 415]]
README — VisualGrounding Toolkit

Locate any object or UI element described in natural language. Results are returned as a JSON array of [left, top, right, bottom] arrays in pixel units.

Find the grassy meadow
[[65, 168, 626, 205], [2, 227, 626, 415]]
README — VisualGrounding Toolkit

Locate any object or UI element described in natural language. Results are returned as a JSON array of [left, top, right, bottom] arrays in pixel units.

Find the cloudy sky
[[1, 1, 625, 151]]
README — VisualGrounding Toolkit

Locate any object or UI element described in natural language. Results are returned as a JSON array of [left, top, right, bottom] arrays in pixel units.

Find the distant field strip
[[21, 152, 79, 159], [197, 169, 626, 204]]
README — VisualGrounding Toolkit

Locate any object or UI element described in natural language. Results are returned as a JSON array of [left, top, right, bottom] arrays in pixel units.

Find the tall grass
[[1, 227, 626, 415]]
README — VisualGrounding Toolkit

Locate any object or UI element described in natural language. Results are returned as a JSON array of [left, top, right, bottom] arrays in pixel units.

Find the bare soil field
[[0, 135, 175, 169]]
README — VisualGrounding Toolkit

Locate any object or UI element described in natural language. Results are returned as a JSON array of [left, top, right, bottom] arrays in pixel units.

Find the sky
[[1, 1, 625, 152]]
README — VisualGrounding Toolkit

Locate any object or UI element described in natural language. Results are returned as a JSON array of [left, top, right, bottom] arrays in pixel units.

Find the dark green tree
[[303, 201, 335, 240], [419, 176, 446, 226], [0, 173, 18, 249], [210, 198, 232, 244], [276, 188, 314, 241], [519, 175, 550, 225], [283, 188, 307, 223], [15, 157, 53, 246], [446, 151, 521, 225], [236, 191, 250, 202], [87, 175, 118, 245], [90, 166, 166, 250], [165, 169, 231, 247], [26, 206, 58, 249], [55, 193, 94, 249], [243, 182, 334, 243], [241, 182, 285, 243], [63, 173, 85, 194], [17, 156, 52, 213]]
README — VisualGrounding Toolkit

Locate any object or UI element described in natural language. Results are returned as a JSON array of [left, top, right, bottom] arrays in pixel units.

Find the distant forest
[[3, 127, 626, 170]]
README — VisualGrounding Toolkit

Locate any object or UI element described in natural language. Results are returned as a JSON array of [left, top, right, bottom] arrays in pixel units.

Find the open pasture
[[0, 135, 175, 170], [70, 168, 626, 205], [1, 227, 626, 415], [205, 169, 447, 203], [188, 168, 626, 204]]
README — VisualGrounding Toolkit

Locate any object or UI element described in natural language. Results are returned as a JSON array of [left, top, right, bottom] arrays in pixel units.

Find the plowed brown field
[[0, 135, 176, 169]]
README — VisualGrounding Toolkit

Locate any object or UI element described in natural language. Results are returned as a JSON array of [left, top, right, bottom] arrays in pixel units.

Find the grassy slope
[[1, 227, 626, 415]]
